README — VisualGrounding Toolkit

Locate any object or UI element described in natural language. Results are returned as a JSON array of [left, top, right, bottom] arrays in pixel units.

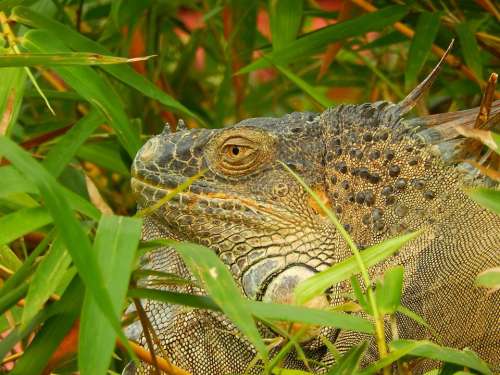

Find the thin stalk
[[280, 161, 390, 375]]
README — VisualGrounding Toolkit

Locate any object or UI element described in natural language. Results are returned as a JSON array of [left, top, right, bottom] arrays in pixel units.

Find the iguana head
[[131, 45, 459, 321]]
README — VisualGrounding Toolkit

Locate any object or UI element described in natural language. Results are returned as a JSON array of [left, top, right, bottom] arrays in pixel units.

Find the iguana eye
[[220, 137, 258, 170], [205, 129, 276, 178]]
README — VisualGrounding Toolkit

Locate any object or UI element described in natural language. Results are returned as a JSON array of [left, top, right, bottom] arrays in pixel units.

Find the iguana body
[[126, 63, 500, 373]]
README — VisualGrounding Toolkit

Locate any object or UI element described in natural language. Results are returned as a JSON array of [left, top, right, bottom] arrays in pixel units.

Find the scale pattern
[[127, 103, 500, 375]]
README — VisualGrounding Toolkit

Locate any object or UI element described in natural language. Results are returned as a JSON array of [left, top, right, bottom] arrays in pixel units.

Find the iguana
[[125, 48, 500, 374]]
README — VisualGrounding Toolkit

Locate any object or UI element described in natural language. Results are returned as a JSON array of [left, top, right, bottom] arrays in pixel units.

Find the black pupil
[[231, 146, 240, 156]]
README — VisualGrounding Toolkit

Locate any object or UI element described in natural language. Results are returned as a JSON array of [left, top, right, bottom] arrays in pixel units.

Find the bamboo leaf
[[11, 6, 203, 124], [375, 266, 404, 315], [21, 235, 72, 326], [0, 66, 26, 136], [0, 207, 52, 247], [269, 0, 303, 51], [167, 240, 269, 361], [79, 215, 142, 375], [326, 342, 367, 374], [405, 11, 441, 90], [238, 5, 408, 73], [42, 110, 104, 177], [294, 231, 421, 305], [466, 187, 500, 214], [390, 340, 492, 374], [455, 22, 483, 82], [0, 52, 155, 67], [22, 29, 142, 158], [0, 136, 135, 360]]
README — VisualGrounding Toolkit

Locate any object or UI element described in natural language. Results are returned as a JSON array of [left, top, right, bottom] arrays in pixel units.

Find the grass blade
[[21, 235, 72, 326], [0, 207, 52, 247], [23, 29, 142, 157], [274, 63, 333, 107], [0, 52, 155, 67], [294, 231, 421, 305], [0, 66, 26, 136], [238, 5, 408, 74], [0, 136, 135, 360], [390, 340, 492, 374], [42, 110, 104, 177], [269, 0, 303, 51], [455, 22, 483, 82], [466, 187, 500, 214], [11, 6, 203, 124], [167, 240, 269, 361], [375, 266, 404, 315], [79, 215, 141, 375], [326, 342, 367, 375], [405, 11, 441, 90]]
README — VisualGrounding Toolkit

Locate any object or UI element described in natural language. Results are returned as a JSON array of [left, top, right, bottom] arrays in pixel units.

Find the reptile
[[125, 48, 500, 374]]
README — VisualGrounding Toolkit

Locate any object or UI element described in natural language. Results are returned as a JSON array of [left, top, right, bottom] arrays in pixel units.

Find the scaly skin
[[127, 102, 500, 374]]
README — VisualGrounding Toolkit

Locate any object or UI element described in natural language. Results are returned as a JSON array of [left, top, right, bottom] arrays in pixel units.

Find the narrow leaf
[[23, 30, 141, 157], [0, 52, 155, 67], [0, 66, 26, 136], [326, 342, 367, 374], [21, 235, 72, 326], [375, 266, 404, 315], [238, 5, 408, 73], [295, 231, 421, 305], [405, 12, 441, 90], [167, 240, 269, 360], [11, 6, 202, 124], [466, 187, 500, 214], [0, 136, 135, 359], [79, 215, 142, 375], [455, 22, 483, 81], [0, 207, 52, 247], [269, 0, 303, 51], [390, 340, 492, 374]]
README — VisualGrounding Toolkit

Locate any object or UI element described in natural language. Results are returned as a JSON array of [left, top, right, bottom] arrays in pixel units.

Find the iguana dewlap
[[126, 57, 500, 374]]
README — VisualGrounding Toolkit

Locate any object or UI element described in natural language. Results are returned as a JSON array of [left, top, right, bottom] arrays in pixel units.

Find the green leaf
[[0, 244, 22, 272], [455, 22, 483, 82], [475, 267, 500, 291], [248, 300, 374, 334], [76, 142, 130, 176], [79, 215, 142, 375], [22, 29, 141, 158], [42, 110, 104, 177], [0, 136, 134, 360], [390, 340, 492, 374], [326, 341, 367, 375], [294, 231, 421, 305], [0, 67, 26, 137], [21, 235, 72, 326], [466, 187, 500, 214], [11, 6, 203, 125], [357, 340, 425, 375], [167, 240, 269, 361], [0, 166, 38, 197], [269, 0, 303, 51], [375, 266, 404, 315], [274, 63, 333, 108], [128, 287, 220, 311], [0, 207, 52, 247], [405, 11, 441, 90], [10, 278, 83, 375], [0, 231, 52, 296], [238, 5, 408, 73], [0, 52, 154, 67], [350, 276, 371, 314]]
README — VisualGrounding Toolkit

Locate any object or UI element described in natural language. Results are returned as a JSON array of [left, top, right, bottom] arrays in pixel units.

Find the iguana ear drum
[[204, 127, 276, 178]]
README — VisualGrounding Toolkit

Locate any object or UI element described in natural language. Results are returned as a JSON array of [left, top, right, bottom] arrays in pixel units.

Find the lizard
[[125, 47, 500, 374]]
